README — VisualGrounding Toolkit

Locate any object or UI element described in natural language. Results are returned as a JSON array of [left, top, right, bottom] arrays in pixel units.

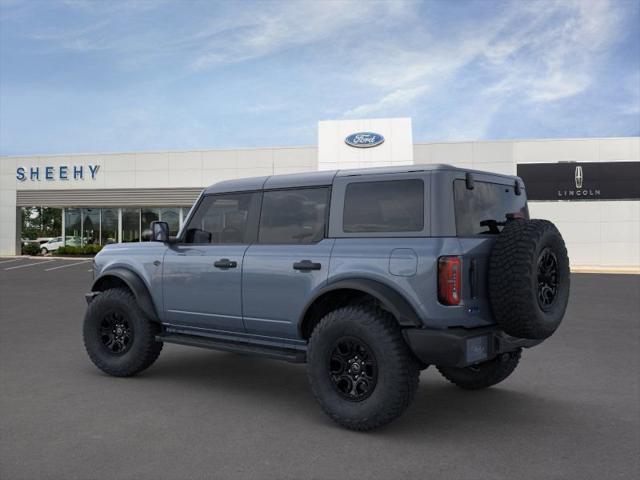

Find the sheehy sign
[[16, 164, 100, 182], [516, 162, 640, 201]]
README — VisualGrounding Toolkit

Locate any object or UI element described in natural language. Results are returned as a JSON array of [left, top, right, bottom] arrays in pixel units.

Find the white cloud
[[342, 0, 625, 135], [189, 1, 413, 71], [344, 85, 429, 117]]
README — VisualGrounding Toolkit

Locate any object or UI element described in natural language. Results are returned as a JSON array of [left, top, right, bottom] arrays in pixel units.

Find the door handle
[[214, 258, 237, 269], [293, 260, 321, 271]]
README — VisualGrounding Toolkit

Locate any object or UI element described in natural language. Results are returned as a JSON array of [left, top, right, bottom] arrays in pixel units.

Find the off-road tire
[[437, 349, 521, 390], [489, 219, 570, 340], [83, 288, 163, 377], [307, 305, 420, 431]]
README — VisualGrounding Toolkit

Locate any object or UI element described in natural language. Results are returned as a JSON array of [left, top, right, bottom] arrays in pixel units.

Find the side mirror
[[151, 221, 169, 242]]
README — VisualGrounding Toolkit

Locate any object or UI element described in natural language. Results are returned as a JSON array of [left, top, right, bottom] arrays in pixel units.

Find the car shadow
[[127, 347, 577, 436]]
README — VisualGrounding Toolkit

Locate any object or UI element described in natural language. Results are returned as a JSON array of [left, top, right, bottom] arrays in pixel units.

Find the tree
[[21, 207, 62, 239]]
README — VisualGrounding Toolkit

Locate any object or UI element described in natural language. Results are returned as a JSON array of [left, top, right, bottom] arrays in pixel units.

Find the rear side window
[[343, 179, 424, 233], [259, 188, 329, 244], [454, 180, 529, 236]]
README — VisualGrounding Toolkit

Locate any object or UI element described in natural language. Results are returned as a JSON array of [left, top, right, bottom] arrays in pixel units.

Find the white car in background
[[40, 236, 80, 255], [40, 237, 64, 254]]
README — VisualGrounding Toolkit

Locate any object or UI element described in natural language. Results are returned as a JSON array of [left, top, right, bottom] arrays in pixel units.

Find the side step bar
[[156, 333, 306, 363]]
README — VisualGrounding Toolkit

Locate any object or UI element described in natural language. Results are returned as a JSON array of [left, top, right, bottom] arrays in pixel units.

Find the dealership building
[[1, 118, 638, 269]]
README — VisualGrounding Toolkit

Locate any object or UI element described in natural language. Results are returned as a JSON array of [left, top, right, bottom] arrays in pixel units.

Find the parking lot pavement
[[1, 266, 639, 480], [0, 256, 92, 273]]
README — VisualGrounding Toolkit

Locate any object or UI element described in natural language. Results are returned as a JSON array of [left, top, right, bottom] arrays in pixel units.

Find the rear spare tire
[[488, 219, 570, 340]]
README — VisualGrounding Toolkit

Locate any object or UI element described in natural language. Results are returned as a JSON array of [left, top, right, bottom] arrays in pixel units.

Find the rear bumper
[[403, 326, 542, 368]]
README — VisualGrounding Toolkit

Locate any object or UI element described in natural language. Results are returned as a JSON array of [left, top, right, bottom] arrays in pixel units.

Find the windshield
[[454, 179, 529, 236]]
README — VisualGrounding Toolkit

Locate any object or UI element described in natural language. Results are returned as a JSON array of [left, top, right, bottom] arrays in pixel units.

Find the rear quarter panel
[[328, 238, 496, 329]]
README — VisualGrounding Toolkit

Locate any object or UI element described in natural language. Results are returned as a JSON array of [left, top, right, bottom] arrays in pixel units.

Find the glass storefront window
[[101, 208, 118, 244], [122, 208, 140, 243], [82, 208, 100, 245], [141, 208, 160, 241], [64, 208, 82, 246], [160, 208, 181, 236]]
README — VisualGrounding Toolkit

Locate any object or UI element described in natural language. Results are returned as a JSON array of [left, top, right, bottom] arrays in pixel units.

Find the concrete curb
[[0, 255, 95, 261], [571, 266, 640, 275]]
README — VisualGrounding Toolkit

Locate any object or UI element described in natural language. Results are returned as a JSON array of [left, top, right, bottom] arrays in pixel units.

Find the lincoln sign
[[516, 161, 640, 201]]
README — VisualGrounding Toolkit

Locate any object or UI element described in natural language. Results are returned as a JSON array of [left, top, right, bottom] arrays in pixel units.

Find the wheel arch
[[299, 278, 422, 339], [91, 267, 159, 322]]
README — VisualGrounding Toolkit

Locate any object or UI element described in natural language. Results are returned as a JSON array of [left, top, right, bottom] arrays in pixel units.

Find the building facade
[[1, 118, 638, 269]]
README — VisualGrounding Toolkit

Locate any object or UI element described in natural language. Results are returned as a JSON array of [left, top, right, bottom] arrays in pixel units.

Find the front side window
[[343, 179, 424, 233], [259, 188, 329, 244], [184, 193, 259, 244]]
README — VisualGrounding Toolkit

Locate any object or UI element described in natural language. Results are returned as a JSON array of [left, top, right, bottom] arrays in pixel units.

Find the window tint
[[343, 179, 424, 233], [259, 188, 329, 244], [454, 180, 529, 236], [184, 193, 259, 244]]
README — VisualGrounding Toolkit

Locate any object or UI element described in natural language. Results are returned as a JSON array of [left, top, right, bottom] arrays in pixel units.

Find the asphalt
[[0, 257, 638, 480]]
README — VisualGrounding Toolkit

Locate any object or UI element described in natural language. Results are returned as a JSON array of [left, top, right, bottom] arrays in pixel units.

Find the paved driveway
[[1, 261, 638, 480]]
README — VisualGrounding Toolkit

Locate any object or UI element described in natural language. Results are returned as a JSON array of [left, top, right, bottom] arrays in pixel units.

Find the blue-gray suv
[[84, 165, 570, 430]]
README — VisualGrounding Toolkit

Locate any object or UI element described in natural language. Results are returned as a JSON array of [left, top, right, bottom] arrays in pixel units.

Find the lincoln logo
[[575, 166, 583, 188], [345, 132, 385, 148], [558, 164, 600, 198]]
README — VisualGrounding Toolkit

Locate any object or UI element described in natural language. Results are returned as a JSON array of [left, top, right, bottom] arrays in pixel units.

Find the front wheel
[[307, 305, 420, 431], [40, 248, 48, 255], [83, 288, 163, 377], [437, 349, 521, 390]]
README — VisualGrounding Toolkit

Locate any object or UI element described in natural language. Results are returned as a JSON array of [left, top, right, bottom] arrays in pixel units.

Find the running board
[[156, 333, 306, 363]]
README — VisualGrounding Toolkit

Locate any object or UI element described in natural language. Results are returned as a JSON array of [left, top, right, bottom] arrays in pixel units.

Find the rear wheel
[[83, 288, 163, 377], [307, 305, 420, 431], [437, 349, 521, 390]]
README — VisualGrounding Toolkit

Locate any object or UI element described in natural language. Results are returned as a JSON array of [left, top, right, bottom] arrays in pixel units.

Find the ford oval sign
[[345, 132, 385, 148]]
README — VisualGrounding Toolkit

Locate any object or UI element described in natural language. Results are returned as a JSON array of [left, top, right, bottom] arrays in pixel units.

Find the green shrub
[[22, 243, 41, 256], [55, 244, 103, 256]]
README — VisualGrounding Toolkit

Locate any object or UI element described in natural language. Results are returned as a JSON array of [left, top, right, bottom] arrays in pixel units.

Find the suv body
[[85, 164, 569, 430]]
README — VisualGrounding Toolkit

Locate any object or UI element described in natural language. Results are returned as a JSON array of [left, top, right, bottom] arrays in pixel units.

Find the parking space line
[[5, 260, 56, 270], [0, 258, 24, 265], [45, 260, 90, 271]]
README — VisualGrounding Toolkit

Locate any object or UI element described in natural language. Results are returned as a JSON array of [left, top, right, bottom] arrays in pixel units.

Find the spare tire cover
[[488, 219, 570, 340]]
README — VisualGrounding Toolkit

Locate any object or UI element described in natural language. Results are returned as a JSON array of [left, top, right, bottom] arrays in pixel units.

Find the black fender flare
[[299, 278, 423, 330], [91, 267, 158, 321]]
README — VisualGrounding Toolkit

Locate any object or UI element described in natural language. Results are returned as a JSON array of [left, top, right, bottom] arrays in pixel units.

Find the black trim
[[299, 278, 422, 330], [403, 326, 541, 368], [91, 268, 158, 321], [157, 332, 306, 363]]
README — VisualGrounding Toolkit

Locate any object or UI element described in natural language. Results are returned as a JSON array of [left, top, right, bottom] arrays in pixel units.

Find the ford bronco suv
[[83, 165, 570, 430]]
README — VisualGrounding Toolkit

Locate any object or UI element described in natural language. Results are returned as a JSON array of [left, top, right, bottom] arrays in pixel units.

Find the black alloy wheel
[[328, 337, 378, 402], [99, 310, 133, 355], [537, 247, 559, 310]]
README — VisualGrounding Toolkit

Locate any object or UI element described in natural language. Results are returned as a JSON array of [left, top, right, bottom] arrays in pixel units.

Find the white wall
[[0, 158, 18, 256], [414, 137, 640, 269], [2, 134, 639, 268], [0, 146, 317, 255], [318, 117, 413, 170]]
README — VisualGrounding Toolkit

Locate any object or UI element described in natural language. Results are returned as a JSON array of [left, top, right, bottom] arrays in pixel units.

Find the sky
[[0, 0, 639, 155]]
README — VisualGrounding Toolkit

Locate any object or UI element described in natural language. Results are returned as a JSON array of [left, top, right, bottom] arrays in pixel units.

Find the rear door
[[242, 187, 333, 341], [162, 192, 260, 333]]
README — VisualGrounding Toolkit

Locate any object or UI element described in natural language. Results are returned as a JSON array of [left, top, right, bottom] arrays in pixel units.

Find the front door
[[163, 192, 260, 333], [242, 187, 332, 341]]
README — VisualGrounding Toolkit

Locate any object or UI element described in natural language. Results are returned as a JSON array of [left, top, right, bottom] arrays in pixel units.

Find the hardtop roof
[[203, 163, 519, 194]]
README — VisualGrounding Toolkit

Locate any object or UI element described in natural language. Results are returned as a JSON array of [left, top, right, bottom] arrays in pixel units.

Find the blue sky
[[1, 0, 639, 155]]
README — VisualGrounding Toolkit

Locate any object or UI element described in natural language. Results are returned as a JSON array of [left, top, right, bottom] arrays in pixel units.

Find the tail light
[[438, 256, 461, 305]]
